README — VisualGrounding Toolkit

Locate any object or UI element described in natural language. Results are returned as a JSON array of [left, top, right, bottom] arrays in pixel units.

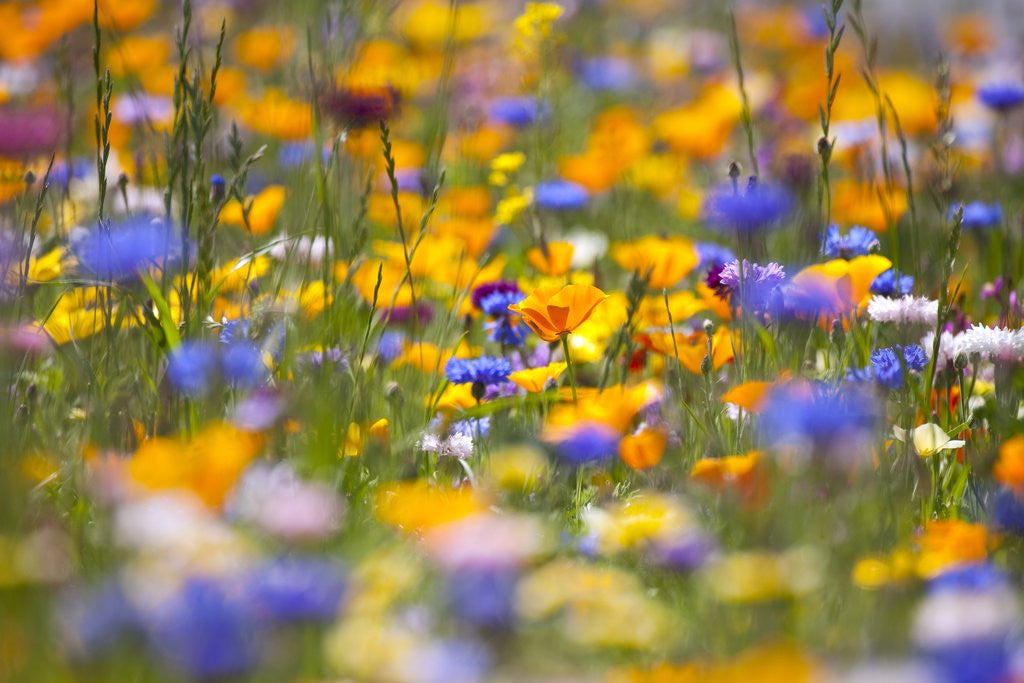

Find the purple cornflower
[[534, 179, 588, 211], [717, 259, 786, 317]]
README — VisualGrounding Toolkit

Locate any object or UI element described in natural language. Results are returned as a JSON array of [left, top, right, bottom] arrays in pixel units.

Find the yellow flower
[[218, 185, 287, 235], [514, 3, 564, 41], [508, 362, 567, 393], [374, 480, 483, 531], [509, 284, 608, 343], [401, 0, 490, 48], [495, 187, 533, 225], [491, 151, 527, 174], [487, 444, 548, 492]]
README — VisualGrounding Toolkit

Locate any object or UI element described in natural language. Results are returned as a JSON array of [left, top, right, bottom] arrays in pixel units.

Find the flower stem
[[560, 333, 577, 403]]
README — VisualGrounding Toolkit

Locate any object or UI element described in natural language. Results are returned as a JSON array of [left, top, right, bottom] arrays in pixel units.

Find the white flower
[[565, 229, 609, 268], [921, 330, 957, 368], [913, 585, 1020, 649], [418, 431, 474, 459], [953, 324, 1024, 362], [892, 423, 965, 457], [867, 295, 939, 325]]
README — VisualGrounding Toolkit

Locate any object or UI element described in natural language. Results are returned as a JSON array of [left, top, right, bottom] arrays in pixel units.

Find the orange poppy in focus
[[509, 284, 607, 342]]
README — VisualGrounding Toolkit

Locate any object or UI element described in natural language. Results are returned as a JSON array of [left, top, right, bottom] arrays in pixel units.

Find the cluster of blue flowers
[[868, 344, 930, 390]]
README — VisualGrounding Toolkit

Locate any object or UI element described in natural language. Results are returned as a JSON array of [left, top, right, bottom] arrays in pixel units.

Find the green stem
[[561, 333, 577, 404]]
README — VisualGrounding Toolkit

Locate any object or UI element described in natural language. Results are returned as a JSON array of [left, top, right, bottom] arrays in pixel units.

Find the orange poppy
[[509, 284, 608, 342]]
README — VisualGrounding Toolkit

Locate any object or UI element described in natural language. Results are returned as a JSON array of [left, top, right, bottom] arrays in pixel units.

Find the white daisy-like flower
[[418, 431, 474, 459], [953, 324, 1024, 362], [921, 330, 958, 367], [867, 295, 939, 325]]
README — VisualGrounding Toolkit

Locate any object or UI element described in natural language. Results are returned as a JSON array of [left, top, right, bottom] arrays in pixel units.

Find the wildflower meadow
[[4, 0, 1024, 680]]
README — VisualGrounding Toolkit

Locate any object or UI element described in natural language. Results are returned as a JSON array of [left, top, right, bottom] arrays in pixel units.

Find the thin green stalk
[[561, 333, 577, 404]]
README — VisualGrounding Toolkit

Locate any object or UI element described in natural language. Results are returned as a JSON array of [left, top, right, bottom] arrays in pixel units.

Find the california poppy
[[509, 284, 607, 342]]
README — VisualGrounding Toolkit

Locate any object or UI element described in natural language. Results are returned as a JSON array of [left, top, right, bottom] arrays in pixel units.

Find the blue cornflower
[[977, 82, 1024, 112], [218, 318, 251, 345], [447, 567, 519, 628], [870, 345, 928, 389], [533, 179, 589, 211], [471, 279, 520, 311], [760, 381, 877, 455], [479, 289, 523, 317], [992, 488, 1024, 534], [952, 201, 1002, 230], [822, 224, 879, 259], [871, 347, 903, 389], [444, 356, 512, 386], [277, 142, 314, 168], [703, 179, 793, 233], [221, 342, 267, 389], [695, 241, 736, 269], [927, 563, 1009, 593], [245, 556, 346, 622], [489, 97, 547, 127], [487, 316, 529, 347], [146, 578, 263, 679], [870, 269, 914, 297], [902, 344, 929, 371], [59, 580, 139, 661], [845, 366, 874, 383], [554, 423, 621, 465], [75, 215, 187, 281], [167, 341, 218, 397], [377, 330, 405, 362], [578, 57, 636, 92]]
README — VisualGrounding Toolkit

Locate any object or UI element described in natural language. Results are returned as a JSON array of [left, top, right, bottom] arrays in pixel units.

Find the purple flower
[[246, 556, 346, 622], [578, 57, 636, 91], [717, 259, 786, 316], [146, 578, 263, 679], [0, 106, 61, 157], [447, 567, 519, 628]]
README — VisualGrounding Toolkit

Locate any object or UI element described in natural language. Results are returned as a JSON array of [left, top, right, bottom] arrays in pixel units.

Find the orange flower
[[639, 327, 735, 375], [619, 428, 667, 469], [995, 435, 1024, 491], [527, 241, 574, 276], [509, 284, 608, 342], [509, 362, 567, 393], [612, 236, 698, 289], [691, 451, 761, 489], [721, 381, 772, 412]]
